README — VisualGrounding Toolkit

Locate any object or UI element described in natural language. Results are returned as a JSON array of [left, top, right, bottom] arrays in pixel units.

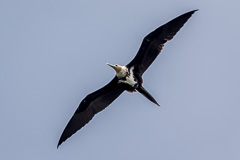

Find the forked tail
[[136, 86, 160, 106]]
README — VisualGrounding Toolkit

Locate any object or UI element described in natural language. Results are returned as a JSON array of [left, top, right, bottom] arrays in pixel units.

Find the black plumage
[[57, 10, 197, 148]]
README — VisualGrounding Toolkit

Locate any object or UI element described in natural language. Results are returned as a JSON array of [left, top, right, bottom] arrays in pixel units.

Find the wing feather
[[57, 77, 124, 147], [127, 10, 197, 75]]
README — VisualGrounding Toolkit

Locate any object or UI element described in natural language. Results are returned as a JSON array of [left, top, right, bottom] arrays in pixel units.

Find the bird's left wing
[[127, 10, 197, 76], [57, 77, 124, 147]]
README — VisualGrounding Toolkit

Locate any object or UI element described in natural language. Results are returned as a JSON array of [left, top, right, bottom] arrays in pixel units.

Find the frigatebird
[[57, 10, 197, 147]]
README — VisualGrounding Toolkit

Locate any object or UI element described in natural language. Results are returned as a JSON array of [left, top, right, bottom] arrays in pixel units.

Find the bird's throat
[[118, 66, 137, 87], [115, 66, 128, 78]]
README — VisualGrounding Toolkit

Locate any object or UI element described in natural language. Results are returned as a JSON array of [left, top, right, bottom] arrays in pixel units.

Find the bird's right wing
[[57, 77, 124, 147], [127, 10, 197, 76]]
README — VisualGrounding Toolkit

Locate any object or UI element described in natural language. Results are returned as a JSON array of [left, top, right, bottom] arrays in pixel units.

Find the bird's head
[[106, 63, 128, 78]]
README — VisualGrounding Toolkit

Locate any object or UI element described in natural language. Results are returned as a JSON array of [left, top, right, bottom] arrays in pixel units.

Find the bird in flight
[[57, 10, 197, 148]]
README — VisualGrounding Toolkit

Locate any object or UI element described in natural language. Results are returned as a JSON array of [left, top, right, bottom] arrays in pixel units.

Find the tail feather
[[136, 86, 160, 106]]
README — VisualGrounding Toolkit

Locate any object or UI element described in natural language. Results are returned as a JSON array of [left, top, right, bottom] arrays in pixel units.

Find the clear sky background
[[1, 0, 240, 159]]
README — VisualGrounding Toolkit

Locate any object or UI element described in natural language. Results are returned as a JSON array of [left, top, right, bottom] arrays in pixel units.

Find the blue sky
[[1, 0, 240, 159]]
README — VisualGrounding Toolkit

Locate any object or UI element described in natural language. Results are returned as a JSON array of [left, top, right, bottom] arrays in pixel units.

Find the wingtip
[[57, 137, 64, 149], [57, 142, 61, 149], [184, 9, 198, 16], [191, 9, 199, 14]]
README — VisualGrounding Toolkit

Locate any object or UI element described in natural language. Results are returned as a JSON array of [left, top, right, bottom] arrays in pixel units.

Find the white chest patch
[[118, 67, 137, 87]]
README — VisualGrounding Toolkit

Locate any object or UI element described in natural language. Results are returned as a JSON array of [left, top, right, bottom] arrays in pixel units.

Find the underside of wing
[[57, 77, 124, 147], [127, 10, 197, 75]]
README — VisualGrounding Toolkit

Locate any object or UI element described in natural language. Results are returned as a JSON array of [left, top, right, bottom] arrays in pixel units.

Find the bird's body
[[107, 64, 138, 89], [57, 10, 198, 148]]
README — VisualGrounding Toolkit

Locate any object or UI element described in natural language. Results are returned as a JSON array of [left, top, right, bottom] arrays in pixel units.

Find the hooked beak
[[106, 63, 116, 70], [106, 63, 122, 73]]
